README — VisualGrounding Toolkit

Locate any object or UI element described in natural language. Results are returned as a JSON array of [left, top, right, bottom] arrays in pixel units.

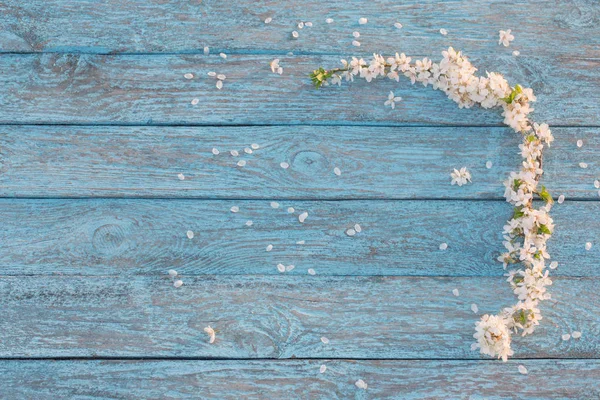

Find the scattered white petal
[[305, 22, 313, 27], [558, 194, 565, 204], [264, 17, 272, 24], [512, 50, 520, 56], [333, 167, 341, 176], [550, 261, 558, 269], [299, 211, 308, 223], [319, 365, 327, 373], [292, 30, 299, 38], [266, 244, 273, 252], [594, 180, 600, 189], [579, 162, 588, 169], [585, 242, 592, 251], [353, 31, 360, 38], [439, 242, 448, 250], [358, 17, 368, 25], [562, 333, 571, 341], [270, 58, 283, 75], [219, 52, 227, 59], [287, 207, 295, 213], [354, 224, 362, 233], [308, 268, 316, 275], [296, 240, 305, 245], [237, 160, 246, 167], [212, 148, 220, 155], [178, 173, 185, 180], [572, 331, 582, 339], [216, 80, 223, 90], [204, 326, 216, 344], [230, 206, 239, 213], [280, 162, 290, 169], [518, 365, 528, 375], [207, 71, 217, 77], [251, 143, 260, 149], [471, 303, 479, 313], [203, 46, 210, 55], [186, 230, 194, 239], [452, 288, 460, 297], [439, 28, 448, 36], [191, 98, 199, 105], [486, 161, 493, 169], [173, 280, 183, 288], [245, 220, 253, 226], [394, 22, 403, 29], [346, 228, 356, 236], [355, 379, 368, 390], [277, 263, 286, 273], [285, 264, 295, 272], [184, 73, 194, 79], [230, 150, 239, 157], [298, 22, 304, 29], [320, 336, 329, 344], [168, 269, 178, 278], [498, 29, 515, 47], [326, 18, 334, 24], [244, 147, 253, 154], [352, 40, 361, 47], [217, 74, 226, 80], [577, 139, 583, 147], [270, 202, 280, 209]]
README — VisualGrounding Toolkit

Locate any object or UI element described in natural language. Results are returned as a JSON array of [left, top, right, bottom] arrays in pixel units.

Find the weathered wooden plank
[[1, 0, 598, 57], [0, 275, 597, 358], [1, 359, 599, 399], [1, 125, 598, 199], [0, 53, 597, 125], [1, 199, 598, 277]]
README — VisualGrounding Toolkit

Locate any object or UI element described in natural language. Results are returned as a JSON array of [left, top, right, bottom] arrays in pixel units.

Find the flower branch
[[311, 47, 555, 361]]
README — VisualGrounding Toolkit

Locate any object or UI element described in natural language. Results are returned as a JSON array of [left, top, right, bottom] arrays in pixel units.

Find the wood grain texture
[[0, 53, 597, 125], [1, 359, 599, 399], [0, 275, 597, 358], [1, 125, 599, 199], [1, 0, 598, 56], [1, 199, 598, 277]]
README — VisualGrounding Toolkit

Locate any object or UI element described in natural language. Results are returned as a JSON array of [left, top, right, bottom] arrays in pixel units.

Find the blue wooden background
[[1, 0, 599, 398]]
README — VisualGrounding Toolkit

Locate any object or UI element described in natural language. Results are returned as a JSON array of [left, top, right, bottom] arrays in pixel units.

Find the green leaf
[[513, 179, 523, 190], [501, 84, 523, 104], [538, 186, 554, 204], [513, 207, 525, 219], [309, 67, 335, 89], [538, 224, 552, 235]]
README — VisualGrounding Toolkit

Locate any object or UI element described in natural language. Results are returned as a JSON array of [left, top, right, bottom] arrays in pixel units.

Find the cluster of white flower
[[311, 47, 555, 361]]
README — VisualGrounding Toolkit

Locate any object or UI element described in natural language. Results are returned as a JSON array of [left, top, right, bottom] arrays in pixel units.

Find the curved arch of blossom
[[310, 47, 555, 361]]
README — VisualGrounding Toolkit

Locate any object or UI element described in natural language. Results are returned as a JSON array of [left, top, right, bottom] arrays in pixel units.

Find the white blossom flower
[[499, 30, 515, 47], [473, 314, 514, 361], [384, 91, 402, 109], [450, 167, 472, 186]]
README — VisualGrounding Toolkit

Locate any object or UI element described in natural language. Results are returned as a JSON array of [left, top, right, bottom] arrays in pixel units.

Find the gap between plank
[[0, 122, 599, 128], [0, 356, 597, 361]]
